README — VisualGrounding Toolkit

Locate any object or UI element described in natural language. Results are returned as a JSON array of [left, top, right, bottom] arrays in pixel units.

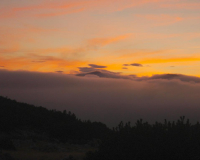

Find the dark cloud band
[[1, 70, 200, 127]]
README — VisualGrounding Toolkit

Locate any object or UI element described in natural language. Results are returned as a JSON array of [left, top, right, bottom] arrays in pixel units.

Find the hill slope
[[0, 96, 110, 143]]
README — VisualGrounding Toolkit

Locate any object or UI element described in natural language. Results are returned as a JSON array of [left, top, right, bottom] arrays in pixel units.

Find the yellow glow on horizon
[[140, 57, 200, 64], [0, 0, 200, 77]]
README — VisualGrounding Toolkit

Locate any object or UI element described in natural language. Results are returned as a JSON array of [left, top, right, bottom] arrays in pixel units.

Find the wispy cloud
[[131, 63, 143, 67], [123, 63, 143, 67], [88, 64, 107, 69], [136, 14, 183, 26], [87, 34, 131, 48], [55, 70, 64, 73], [34, 8, 85, 18], [140, 57, 200, 64], [0, 0, 168, 19], [159, 2, 200, 10], [0, 55, 86, 73], [0, 0, 86, 18]]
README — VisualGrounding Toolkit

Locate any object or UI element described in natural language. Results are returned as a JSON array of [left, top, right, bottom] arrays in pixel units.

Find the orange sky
[[0, 0, 200, 77]]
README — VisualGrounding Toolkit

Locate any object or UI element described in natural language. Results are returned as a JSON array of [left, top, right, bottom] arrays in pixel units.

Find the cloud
[[130, 73, 200, 84], [122, 63, 143, 67], [131, 63, 143, 67], [123, 64, 130, 66], [88, 64, 107, 69], [76, 64, 200, 84], [0, 66, 5, 67], [140, 57, 200, 64], [77, 70, 130, 79], [55, 71, 64, 73], [136, 14, 183, 26], [34, 8, 85, 18], [87, 34, 130, 48], [0, 54, 86, 72], [78, 67, 96, 73], [0, 44, 20, 54], [1, 69, 200, 128], [0, 0, 166, 19], [159, 2, 200, 10], [0, 0, 86, 19], [122, 67, 128, 69], [31, 61, 46, 63], [77, 64, 131, 79], [149, 74, 200, 83]]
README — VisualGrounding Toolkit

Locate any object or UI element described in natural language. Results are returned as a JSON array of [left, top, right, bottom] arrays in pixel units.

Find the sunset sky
[[1, 0, 200, 77], [1, 0, 200, 126]]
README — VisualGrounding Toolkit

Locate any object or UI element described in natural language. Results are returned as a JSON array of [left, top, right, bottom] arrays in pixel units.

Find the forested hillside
[[2, 96, 200, 160], [0, 96, 109, 143], [85, 118, 200, 160]]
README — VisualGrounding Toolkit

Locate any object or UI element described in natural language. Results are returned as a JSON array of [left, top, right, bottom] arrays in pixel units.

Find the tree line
[[0, 96, 109, 144], [1, 96, 200, 160], [84, 117, 200, 160]]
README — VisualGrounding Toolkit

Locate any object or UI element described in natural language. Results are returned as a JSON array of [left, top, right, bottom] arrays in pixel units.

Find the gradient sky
[[1, 0, 200, 77], [1, 0, 200, 127]]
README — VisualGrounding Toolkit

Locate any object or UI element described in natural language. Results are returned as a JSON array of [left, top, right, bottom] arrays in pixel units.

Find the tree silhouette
[[84, 117, 200, 160], [0, 96, 109, 143]]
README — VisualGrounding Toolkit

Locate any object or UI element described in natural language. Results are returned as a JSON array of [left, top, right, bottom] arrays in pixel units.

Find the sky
[[1, 0, 200, 127], [1, 0, 200, 76]]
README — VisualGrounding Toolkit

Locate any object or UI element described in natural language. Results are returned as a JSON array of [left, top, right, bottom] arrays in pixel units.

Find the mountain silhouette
[[0, 96, 109, 144]]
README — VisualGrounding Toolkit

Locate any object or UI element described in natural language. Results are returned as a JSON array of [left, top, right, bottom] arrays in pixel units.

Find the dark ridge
[[84, 118, 200, 160], [2, 96, 200, 160], [0, 96, 110, 144]]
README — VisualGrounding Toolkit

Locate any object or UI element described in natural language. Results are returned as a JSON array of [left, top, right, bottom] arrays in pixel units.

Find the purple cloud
[[130, 63, 143, 67], [78, 67, 96, 73], [123, 64, 130, 66], [88, 64, 107, 69], [55, 71, 64, 73], [122, 67, 128, 69]]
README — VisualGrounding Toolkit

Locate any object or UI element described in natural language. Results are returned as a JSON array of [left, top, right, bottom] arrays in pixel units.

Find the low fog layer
[[1, 69, 200, 127]]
